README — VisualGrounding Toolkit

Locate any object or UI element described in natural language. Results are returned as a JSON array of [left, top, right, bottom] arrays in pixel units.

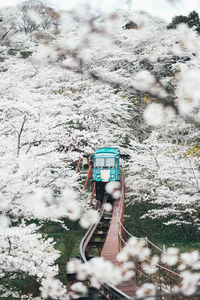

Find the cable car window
[[106, 157, 115, 167], [96, 158, 105, 167]]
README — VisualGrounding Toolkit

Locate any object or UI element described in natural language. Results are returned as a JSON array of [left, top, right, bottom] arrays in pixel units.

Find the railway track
[[79, 195, 132, 299], [73, 171, 137, 299]]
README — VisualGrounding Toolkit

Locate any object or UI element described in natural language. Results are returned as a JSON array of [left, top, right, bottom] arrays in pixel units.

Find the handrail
[[102, 282, 132, 299], [118, 230, 182, 278], [118, 219, 186, 266]]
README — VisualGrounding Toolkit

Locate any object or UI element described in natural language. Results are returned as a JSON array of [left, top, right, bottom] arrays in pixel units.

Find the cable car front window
[[96, 158, 105, 167], [106, 157, 115, 167]]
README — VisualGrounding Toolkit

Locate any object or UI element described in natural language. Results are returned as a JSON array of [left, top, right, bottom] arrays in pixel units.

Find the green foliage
[[40, 219, 82, 283], [68, 120, 86, 131], [125, 202, 200, 250], [167, 10, 200, 33], [20, 50, 32, 59], [187, 10, 200, 28], [0, 56, 5, 62], [54, 87, 77, 96], [122, 134, 131, 148], [7, 49, 32, 59], [167, 15, 188, 29], [123, 20, 138, 30], [7, 48, 20, 56], [1, 275, 40, 297], [0, 67, 8, 72]]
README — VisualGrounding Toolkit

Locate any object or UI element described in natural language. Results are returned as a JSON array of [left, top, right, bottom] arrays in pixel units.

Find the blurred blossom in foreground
[[67, 258, 82, 274], [161, 247, 179, 266], [40, 276, 67, 299], [105, 181, 121, 199], [61, 190, 81, 221], [104, 202, 113, 212], [106, 181, 121, 194], [23, 188, 81, 220], [49, 0, 128, 13], [117, 237, 151, 262], [67, 256, 133, 288], [176, 69, 200, 114], [69, 282, 87, 299], [179, 250, 200, 270], [180, 271, 200, 296], [80, 209, 99, 228], [143, 255, 159, 274], [133, 71, 155, 92], [136, 283, 156, 299], [144, 103, 174, 126], [71, 282, 87, 294], [0, 216, 11, 232]]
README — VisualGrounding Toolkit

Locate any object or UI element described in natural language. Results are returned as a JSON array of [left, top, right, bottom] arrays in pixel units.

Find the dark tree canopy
[[123, 20, 138, 30], [167, 10, 200, 33]]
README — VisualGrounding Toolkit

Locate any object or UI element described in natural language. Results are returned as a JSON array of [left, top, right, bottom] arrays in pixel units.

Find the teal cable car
[[93, 147, 120, 201], [93, 147, 119, 182]]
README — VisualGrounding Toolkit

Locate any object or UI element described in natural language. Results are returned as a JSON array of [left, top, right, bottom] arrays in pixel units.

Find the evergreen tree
[[124, 20, 137, 30], [167, 10, 200, 33], [167, 15, 188, 29], [187, 10, 199, 28]]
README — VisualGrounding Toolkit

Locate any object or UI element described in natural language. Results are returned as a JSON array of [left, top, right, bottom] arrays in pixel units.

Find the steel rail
[[79, 196, 107, 264], [79, 194, 132, 300]]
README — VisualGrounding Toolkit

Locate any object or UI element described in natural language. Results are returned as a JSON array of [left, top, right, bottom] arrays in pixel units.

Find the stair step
[[102, 216, 112, 220], [88, 241, 104, 247], [79, 171, 89, 175], [93, 233, 107, 238], [66, 273, 76, 281], [97, 225, 109, 230], [85, 256, 95, 261], [96, 227, 108, 233]]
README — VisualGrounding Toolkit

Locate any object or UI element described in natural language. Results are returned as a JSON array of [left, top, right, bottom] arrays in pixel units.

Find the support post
[[90, 182, 96, 206], [135, 260, 138, 284], [169, 272, 172, 292], [158, 266, 162, 300], [84, 165, 92, 191], [76, 157, 82, 173], [87, 157, 91, 168]]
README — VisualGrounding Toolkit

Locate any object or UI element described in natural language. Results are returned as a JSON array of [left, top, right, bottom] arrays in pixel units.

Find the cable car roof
[[94, 147, 119, 156]]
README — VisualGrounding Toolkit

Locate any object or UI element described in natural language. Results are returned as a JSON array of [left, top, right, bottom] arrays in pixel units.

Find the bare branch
[[1, 26, 13, 41], [17, 115, 27, 157]]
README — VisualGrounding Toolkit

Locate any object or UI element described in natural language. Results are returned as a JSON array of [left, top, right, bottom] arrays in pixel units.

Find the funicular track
[[79, 174, 135, 299]]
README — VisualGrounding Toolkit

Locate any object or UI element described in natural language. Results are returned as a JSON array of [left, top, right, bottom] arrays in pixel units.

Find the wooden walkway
[[101, 198, 137, 297]]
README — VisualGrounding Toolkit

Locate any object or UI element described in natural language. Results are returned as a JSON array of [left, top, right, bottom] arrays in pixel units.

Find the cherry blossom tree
[[0, 0, 199, 298]]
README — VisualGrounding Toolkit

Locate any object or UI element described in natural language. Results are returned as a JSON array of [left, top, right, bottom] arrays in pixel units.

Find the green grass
[[1, 276, 40, 298], [124, 202, 200, 254], [40, 219, 82, 283]]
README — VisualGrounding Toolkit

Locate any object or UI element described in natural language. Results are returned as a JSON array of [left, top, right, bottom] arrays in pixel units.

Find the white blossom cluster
[[0, 223, 68, 299], [67, 256, 134, 289], [126, 130, 200, 231]]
